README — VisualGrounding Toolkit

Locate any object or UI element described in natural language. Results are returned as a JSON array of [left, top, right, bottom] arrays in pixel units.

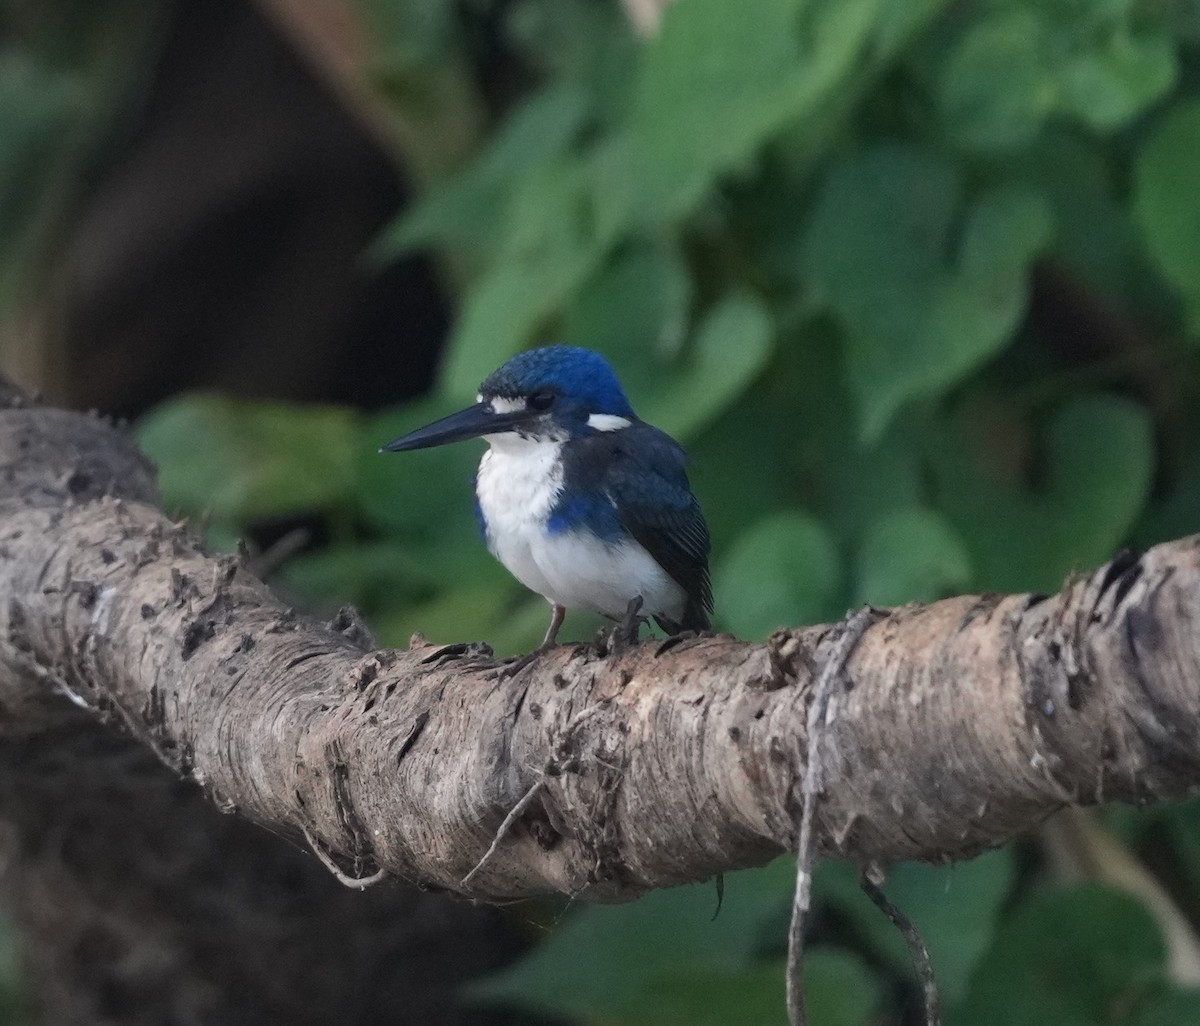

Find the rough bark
[[0, 383, 541, 1025], [2, 379, 1199, 915]]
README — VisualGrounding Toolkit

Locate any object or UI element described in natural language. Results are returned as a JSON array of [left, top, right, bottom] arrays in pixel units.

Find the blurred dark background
[[4, 0, 451, 417]]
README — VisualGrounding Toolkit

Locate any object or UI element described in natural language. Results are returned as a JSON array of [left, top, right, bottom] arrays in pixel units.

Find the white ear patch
[[489, 396, 527, 414], [587, 414, 632, 432]]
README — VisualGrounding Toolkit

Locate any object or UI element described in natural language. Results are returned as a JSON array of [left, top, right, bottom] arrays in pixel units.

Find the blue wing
[[564, 424, 712, 631]]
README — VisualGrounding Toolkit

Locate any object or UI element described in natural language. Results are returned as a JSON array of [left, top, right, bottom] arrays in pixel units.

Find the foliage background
[[7, 0, 1200, 1022]]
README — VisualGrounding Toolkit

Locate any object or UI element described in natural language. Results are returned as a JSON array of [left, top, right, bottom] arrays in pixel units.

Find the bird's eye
[[527, 390, 556, 412]]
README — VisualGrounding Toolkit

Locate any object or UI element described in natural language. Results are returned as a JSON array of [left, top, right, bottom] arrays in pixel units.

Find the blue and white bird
[[382, 345, 712, 652]]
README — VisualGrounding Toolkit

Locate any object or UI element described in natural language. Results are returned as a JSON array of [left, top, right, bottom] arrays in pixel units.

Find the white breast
[[475, 435, 564, 603], [475, 435, 685, 622]]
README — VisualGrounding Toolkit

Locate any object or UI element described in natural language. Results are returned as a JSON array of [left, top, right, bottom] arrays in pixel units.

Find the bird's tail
[[655, 596, 711, 636]]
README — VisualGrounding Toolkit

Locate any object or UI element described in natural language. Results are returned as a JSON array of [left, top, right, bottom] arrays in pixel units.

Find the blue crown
[[480, 346, 635, 417]]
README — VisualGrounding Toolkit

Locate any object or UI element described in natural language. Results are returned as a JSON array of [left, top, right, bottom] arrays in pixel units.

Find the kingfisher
[[381, 345, 712, 654]]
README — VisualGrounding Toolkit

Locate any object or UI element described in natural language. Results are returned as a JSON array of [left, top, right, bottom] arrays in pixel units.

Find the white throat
[[476, 434, 564, 539]]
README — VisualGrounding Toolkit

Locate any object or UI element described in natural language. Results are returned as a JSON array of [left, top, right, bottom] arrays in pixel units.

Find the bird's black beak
[[380, 402, 532, 453]]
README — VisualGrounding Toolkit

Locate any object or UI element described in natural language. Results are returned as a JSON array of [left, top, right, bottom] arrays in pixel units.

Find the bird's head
[[381, 346, 636, 452]]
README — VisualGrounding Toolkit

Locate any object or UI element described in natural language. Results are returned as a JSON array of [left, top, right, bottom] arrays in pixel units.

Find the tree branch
[[3, 380, 1199, 905]]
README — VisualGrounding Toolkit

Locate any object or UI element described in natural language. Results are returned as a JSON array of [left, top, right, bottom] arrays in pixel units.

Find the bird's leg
[[608, 596, 644, 655], [491, 604, 566, 680], [541, 603, 566, 649]]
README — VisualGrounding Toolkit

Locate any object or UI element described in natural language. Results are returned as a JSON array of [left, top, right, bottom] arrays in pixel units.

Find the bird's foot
[[604, 597, 645, 657], [616, 596, 645, 647], [487, 643, 551, 681], [485, 603, 566, 680]]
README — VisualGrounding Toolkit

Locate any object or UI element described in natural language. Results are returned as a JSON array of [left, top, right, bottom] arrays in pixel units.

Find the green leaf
[[637, 292, 774, 440], [934, 10, 1052, 152], [931, 4, 1176, 152], [137, 395, 359, 524], [816, 850, 1015, 1008], [0, 52, 82, 307], [1136, 440, 1200, 551], [715, 512, 841, 637], [1135, 100, 1200, 333], [628, 0, 915, 218], [0, 53, 80, 233], [564, 240, 692, 363], [1008, 130, 1179, 321], [686, 396, 798, 553], [375, 580, 518, 651], [1122, 801, 1200, 904], [358, 399, 504, 611], [1057, 26, 1176, 130], [953, 885, 1167, 1026], [803, 146, 1050, 441], [505, 0, 640, 120], [472, 857, 881, 1026], [624, 962, 788, 1026], [813, 404, 928, 547], [1136, 990, 1200, 1026], [854, 508, 972, 606], [440, 154, 618, 398], [471, 859, 797, 1023], [631, 0, 812, 213], [633, 949, 880, 1026], [359, 0, 457, 71], [803, 948, 884, 1026], [278, 542, 430, 612], [372, 83, 591, 262], [932, 393, 1153, 593], [359, 398, 486, 536]]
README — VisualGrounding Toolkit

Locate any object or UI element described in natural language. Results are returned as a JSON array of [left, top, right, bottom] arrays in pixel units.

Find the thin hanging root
[[302, 826, 388, 890], [461, 779, 547, 887], [786, 607, 877, 1026], [860, 874, 942, 1026]]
